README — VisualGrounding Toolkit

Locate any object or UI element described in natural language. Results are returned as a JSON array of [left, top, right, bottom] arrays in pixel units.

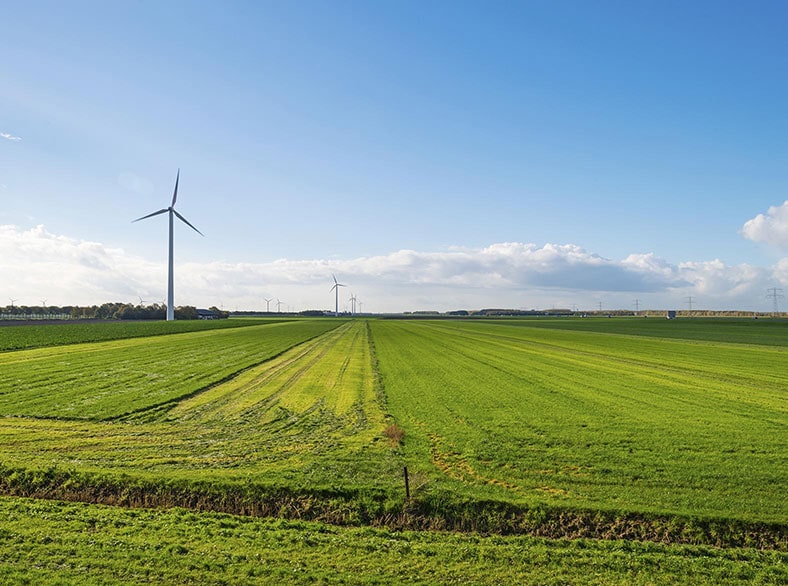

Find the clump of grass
[[383, 424, 404, 446]]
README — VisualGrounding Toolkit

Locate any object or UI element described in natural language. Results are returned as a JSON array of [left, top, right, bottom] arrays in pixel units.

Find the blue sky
[[2, 0, 788, 312]]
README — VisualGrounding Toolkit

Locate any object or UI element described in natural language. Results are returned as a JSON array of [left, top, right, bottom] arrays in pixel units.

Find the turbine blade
[[171, 169, 180, 207], [132, 208, 168, 222], [173, 209, 204, 236]]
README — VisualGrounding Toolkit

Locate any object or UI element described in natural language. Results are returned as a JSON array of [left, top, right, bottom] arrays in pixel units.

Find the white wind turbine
[[276, 298, 284, 313], [132, 169, 203, 321], [265, 298, 273, 313], [330, 274, 346, 317]]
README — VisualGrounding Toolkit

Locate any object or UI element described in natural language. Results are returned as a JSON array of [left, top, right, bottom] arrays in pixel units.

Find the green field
[[0, 317, 785, 582], [474, 316, 788, 346], [374, 320, 786, 522], [0, 317, 278, 352]]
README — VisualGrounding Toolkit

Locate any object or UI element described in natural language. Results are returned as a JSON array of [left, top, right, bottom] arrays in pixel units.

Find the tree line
[[0, 303, 229, 320]]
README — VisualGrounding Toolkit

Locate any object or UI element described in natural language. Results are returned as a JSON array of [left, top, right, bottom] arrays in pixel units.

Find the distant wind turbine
[[265, 298, 272, 312], [276, 298, 284, 313], [9, 298, 17, 309], [132, 169, 203, 321], [330, 274, 346, 317], [349, 293, 357, 316]]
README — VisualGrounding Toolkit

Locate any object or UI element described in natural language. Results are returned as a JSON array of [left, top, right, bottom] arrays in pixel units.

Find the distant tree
[[175, 306, 198, 320], [208, 306, 230, 319], [300, 310, 326, 317]]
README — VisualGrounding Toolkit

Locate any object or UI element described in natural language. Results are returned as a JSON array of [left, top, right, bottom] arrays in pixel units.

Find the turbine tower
[[265, 298, 272, 313], [133, 169, 203, 321], [330, 274, 346, 317]]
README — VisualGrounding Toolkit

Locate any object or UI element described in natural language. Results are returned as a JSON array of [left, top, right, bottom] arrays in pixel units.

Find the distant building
[[196, 308, 220, 320]]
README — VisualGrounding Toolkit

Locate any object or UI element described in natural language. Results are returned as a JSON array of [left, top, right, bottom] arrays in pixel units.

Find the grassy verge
[[0, 464, 783, 549], [0, 496, 785, 585]]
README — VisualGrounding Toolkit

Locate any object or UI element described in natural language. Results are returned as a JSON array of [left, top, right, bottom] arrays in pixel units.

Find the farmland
[[0, 316, 281, 352], [373, 320, 786, 523], [0, 317, 785, 582]]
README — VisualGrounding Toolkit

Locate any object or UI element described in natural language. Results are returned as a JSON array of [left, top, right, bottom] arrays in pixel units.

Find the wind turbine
[[132, 169, 203, 321], [9, 298, 17, 309], [276, 298, 284, 313], [349, 293, 357, 316], [265, 298, 272, 313], [330, 274, 346, 317]]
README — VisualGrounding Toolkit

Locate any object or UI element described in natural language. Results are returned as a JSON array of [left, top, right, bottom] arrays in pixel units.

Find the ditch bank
[[0, 465, 784, 551]]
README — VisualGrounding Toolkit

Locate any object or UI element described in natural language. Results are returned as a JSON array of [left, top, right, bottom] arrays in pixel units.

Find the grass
[[0, 317, 784, 562], [0, 496, 784, 585], [371, 320, 787, 524], [475, 316, 788, 346], [0, 317, 281, 352], [0, 321, 400, 492], [0, 319, 340, 419]]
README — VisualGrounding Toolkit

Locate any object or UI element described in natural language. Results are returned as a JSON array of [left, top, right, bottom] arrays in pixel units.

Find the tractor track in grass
[[162, 323, 353, 423]]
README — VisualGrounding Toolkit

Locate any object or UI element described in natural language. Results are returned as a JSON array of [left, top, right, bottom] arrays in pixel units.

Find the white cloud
[[0, 225, 158, 305], [0, 224, 782, 312], [0, 132, 21, 141], [740, 200, 788, 248], [774, 258, 788, 285]]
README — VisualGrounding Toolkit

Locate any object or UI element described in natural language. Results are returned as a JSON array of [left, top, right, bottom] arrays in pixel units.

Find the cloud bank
[[1, 224, 783, 312]]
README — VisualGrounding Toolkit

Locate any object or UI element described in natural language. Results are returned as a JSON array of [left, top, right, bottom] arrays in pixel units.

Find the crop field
[[0, 317, 785, 582]]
